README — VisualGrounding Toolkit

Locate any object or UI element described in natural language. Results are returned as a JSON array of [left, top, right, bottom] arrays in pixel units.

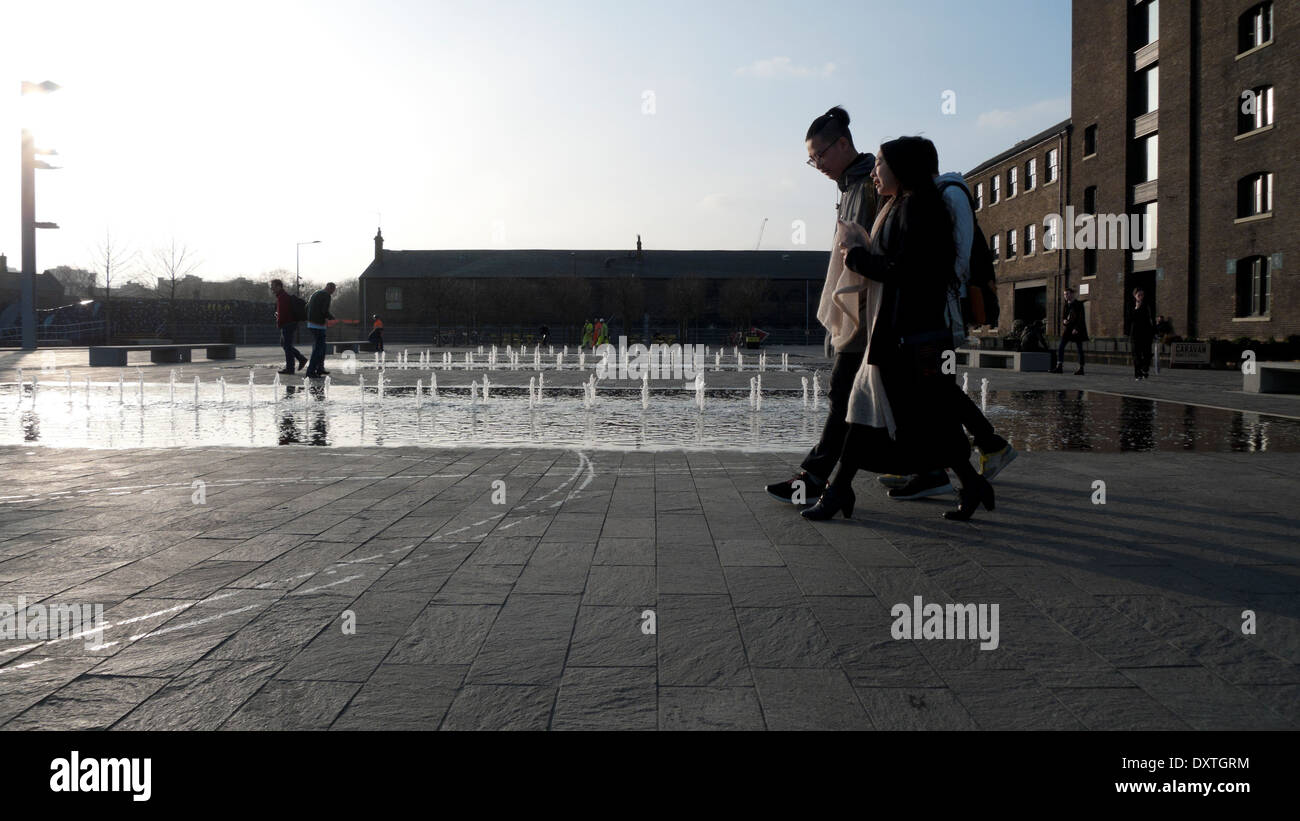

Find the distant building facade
[[964, 120, 1071, 331], [1070, 0, 1294, 340], [357, 230, 829, 338], [966, 0, 1293, 342]]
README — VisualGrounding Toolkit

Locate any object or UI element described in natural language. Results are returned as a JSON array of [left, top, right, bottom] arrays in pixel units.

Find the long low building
[[357, 230, 831, 338]]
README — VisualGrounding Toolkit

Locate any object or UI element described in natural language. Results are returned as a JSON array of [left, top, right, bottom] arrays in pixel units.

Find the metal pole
[[295, 244, 301, 297], [21, 129, 36, 350]]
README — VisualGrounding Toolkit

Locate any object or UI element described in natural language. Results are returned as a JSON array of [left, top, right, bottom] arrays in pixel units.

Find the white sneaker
[[979, 444, 1018, 481]]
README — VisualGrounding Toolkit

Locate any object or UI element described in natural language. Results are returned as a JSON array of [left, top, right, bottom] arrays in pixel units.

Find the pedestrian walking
[[271, 279, 308, 375], [1129, 287, 1156, 379], [801, 137, 994, 522], [1051, 287, 1089, 374], [767, 106, 879, 505], [876, 139, 1018, 501], [368, 315, 384, 353], [304, 282, 337, 378]]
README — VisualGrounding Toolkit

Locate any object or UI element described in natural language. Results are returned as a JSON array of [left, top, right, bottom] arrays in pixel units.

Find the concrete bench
[[1244, 361, 1300, 394], [955, 348, 1052, 372], [331, 340, 379, 354], [89, 343, 237, 367]]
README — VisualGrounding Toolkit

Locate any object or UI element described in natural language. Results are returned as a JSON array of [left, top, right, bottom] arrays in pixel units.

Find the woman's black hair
[[879, 136, 957, 292], [806, 106, 854, 149], [879, 136, 939, 195]]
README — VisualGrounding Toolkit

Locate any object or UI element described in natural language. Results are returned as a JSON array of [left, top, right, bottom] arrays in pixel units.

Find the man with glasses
[[767, 106, 879, 506]]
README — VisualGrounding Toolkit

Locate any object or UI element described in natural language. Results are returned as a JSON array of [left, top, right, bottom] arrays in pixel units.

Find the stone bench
[[955, 348, 1052, 372], [1244, 361, 1300, 394], [89, 343, 236, 367]]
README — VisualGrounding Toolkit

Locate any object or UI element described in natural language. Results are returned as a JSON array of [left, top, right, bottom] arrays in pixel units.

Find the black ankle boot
[[943, 475, 995, 521], [801, 485, 856, 520]]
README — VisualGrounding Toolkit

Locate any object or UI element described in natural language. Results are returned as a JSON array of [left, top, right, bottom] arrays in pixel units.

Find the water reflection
[[1119, 395, 1156, 452], [5, 384, 1300, 453]]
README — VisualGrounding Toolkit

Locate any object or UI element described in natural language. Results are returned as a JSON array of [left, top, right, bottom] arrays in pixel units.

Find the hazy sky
[[1, 0, 1070, 285]]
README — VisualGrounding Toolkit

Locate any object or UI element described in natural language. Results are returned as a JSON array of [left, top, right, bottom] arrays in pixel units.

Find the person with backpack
[[874, 142, 1018, 501], [304, 282, 336, 378], [801, 137, 994, 522], [766, 105, 879, 507], [1051, 287, 1089, 374], [368, 315, 384, 354], [581, 318, 594, 348], [271, 278, 308, 375]]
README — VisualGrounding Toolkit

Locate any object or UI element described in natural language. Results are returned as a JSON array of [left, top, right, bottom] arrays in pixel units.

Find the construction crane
[[755, 218, 768, 250]]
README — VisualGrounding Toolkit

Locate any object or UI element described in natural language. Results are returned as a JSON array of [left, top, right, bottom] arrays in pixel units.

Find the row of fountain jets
[[368, 345, 791, 373], [10, 365, 992, 413]]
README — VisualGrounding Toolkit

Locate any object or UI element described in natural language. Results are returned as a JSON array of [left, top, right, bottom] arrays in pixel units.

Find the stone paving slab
[[0, 443, 1297, 730]]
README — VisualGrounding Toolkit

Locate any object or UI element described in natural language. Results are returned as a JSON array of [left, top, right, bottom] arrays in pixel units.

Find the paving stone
[[386, 604, 499, 665], [552, 667, 656, 730], [513, 542, 593, 594], [658, 686, 765, 730], [734, 607, 837, 668], [1121, 667, 1294, 729], [657, 595, 750, 687], [332, 664, 465, 730], [440, 684, 555, 730], [853, 687, 979, 730], [751, 668, 873, 730], [593, 537, 655, 566], [566, 606, 656, 667], [465, 594, 580, 685], [5, 674, 168, 730], [583, 565, 655, 606], [113, 660, 280, 730], [221, 679, 359, 730], [942, 670, 1086, 730]]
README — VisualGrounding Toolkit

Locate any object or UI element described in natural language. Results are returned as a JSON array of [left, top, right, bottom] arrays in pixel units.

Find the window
[[1047, 148, 1059, 183], [1238, 85, 1274, 134], [991, 234, 1000, 262], [1138, 66, 1159, 115], [991, 175, 1001, 203], [1135, 0, 1159, 47], [1026, 158, 1037, 191], [1139, 134, 1158, 182], [1238, 2, 1273, 54], [1083, 248, 1097, 276], [1008, 167, 1018, 197], [1084, 186, 1097, 214], [975, 182, 984, 210], [1025, 224, 1036, 255], [1084, 124, 1098, 156], [1008, 229, 1017, 258], [1236, 255, 1270, 317], [1237, 172, 1274, 218], [1140, 202, 1157, 251], [385, 286, 403, 310], [1043, 218, 1057, 251]]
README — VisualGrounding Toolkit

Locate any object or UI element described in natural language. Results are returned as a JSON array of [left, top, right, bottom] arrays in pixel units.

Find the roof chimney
[[374, 228, 384, 265]]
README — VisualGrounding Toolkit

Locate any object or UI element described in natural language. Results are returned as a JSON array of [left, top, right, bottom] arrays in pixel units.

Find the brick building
[[964, 120, 1072, 330], [357, 230, 829, 341], [1069, 0, 1295, 341]]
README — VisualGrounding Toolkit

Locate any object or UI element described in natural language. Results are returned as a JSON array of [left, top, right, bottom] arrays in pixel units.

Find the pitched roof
[[360, 249, 829, 280], [965, 119, 1072, 178]]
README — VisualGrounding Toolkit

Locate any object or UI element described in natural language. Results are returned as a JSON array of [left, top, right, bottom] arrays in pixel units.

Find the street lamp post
[[296, 240, 321, 297], [19, 80, 61, 351]]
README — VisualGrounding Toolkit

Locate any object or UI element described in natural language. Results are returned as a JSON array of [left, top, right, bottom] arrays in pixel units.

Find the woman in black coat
[[803, 137, 995, 521]]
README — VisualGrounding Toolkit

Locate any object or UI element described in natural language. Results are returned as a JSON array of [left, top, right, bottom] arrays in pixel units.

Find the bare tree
[[151, 239, 201, 338], [665, 278, 707, 342], [720, 278, 771, 331], [606, 275, 645, 340], [93, 230, 140, 342]]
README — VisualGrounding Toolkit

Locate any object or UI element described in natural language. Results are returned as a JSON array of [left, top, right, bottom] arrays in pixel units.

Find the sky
[[0, 0, 1071, 286]]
